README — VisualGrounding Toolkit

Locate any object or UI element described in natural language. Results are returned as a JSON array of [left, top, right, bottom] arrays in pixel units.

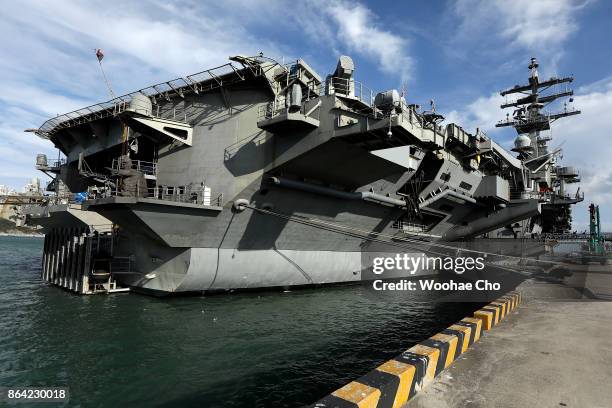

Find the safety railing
[[323, 76, 374, 106], [257, 94, 322, 122], [510, 190, 584, 202], [109, 100, 192, 123], [109, 257, 132, 274], [258, 95, 287, 120], [540, 233, 588, 241], [22, 185, 224, 208], [509, 190, 541, 200], [111, 157, 157, 177], [86, 223, 115, 234], [40, 194, 76, 205], [150, 186, 224, 207], [554, 191, 585, 202], [36, 158, 65, 171], [496, 107, 581, 128], [102, 185, 223, 207], [392, 220, 427, 233], [258, 75, 373, 121]]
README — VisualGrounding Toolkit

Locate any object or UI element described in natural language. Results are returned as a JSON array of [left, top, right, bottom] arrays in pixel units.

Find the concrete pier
[[408, 279, 612, 408], [310, 293, 520, 408]]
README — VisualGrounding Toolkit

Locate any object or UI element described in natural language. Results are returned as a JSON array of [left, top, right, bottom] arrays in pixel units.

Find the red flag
[[96, 48, 104, 62]]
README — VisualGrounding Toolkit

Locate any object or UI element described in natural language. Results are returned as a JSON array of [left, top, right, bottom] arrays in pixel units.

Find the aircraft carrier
[[20, 55, 583, 295]]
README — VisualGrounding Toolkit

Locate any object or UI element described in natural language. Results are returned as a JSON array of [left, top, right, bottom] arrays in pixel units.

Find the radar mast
[[496, 57, 580, 158]]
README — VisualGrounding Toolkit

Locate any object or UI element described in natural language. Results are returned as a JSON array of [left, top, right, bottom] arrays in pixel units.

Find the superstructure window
[[459, 181, 472, 191], [440, 172, 451, 182]]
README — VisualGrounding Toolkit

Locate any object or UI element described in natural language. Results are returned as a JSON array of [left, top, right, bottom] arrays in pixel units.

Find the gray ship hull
[[29, 196, 543, 295], [89, 195, 437, 294]]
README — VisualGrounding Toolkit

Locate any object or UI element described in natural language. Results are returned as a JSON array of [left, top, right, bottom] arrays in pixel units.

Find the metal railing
[[258, 76, 373, 121], [103, 185, 224, 207], [323, 76, 374, 106], [86, 223, 115, 234], [22, 184, 224, 208], [552, 191, 585, 202], [109, 257, 132, 275], [258, 95, 287, 120], [540, 233, 589, 241], [151, 186, 224, 207], [509, 190, 584, 202], [109, 100, 192, 123], [496, 107, 581, 128], [392, 220, 427, 233], [36, 158, 65, 170], [258, 94, 322, 122], [39, 194, 75, 205], [111, 157, 157, 177], [510, 190, 541, 200]]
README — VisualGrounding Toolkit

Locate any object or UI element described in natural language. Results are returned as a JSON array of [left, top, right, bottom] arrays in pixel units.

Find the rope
[[98, 59, 116, 99]]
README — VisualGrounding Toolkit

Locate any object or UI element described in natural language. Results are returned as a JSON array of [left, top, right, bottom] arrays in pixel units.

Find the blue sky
[[1, 0, 611, 230]]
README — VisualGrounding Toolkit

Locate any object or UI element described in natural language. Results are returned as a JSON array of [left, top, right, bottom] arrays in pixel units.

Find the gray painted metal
[[270, 176, 406, 207]]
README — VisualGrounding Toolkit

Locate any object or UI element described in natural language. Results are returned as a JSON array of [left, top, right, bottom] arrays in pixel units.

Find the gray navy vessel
[[21, 55, 583, 295]]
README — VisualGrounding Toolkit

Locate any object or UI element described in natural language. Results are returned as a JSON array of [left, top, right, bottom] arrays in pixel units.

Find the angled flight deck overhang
[[33, 55, 282, 154], [119, 94, 194, 146]]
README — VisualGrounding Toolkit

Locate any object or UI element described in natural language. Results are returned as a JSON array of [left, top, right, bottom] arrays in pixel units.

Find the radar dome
[[512, 134, 532, 152], [128, 94, 152, 116]]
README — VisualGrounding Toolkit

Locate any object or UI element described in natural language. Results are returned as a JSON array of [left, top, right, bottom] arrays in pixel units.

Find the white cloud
[[456, 0, 588, 46], [0, 85, 91, 118], [280, 0, 413, 82], [553, 79, 612, 214], [0, 105, 57, 191], [457, 0, 584, 47], [323, 1, 412, 81], [451, 0, 592, 73], [1, 1, 284, 91]]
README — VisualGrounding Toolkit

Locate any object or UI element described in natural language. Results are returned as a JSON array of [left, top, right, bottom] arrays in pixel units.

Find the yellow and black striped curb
[[309, 292, 522, 408]]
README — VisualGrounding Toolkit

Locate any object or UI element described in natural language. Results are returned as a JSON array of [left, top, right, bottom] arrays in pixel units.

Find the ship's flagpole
[[95, 48, 116, 99]]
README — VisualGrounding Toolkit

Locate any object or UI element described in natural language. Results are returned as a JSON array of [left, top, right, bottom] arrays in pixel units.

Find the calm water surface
[[0, 236, 481, 407]]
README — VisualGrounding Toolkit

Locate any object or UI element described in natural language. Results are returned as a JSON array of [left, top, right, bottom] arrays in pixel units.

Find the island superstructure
[[495, 57, 582, 235], [20, 55, 583, 295]]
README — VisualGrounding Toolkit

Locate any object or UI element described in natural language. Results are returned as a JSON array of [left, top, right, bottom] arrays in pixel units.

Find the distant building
[[0, 185, 17, 196], [22, 178, 41, 195]]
